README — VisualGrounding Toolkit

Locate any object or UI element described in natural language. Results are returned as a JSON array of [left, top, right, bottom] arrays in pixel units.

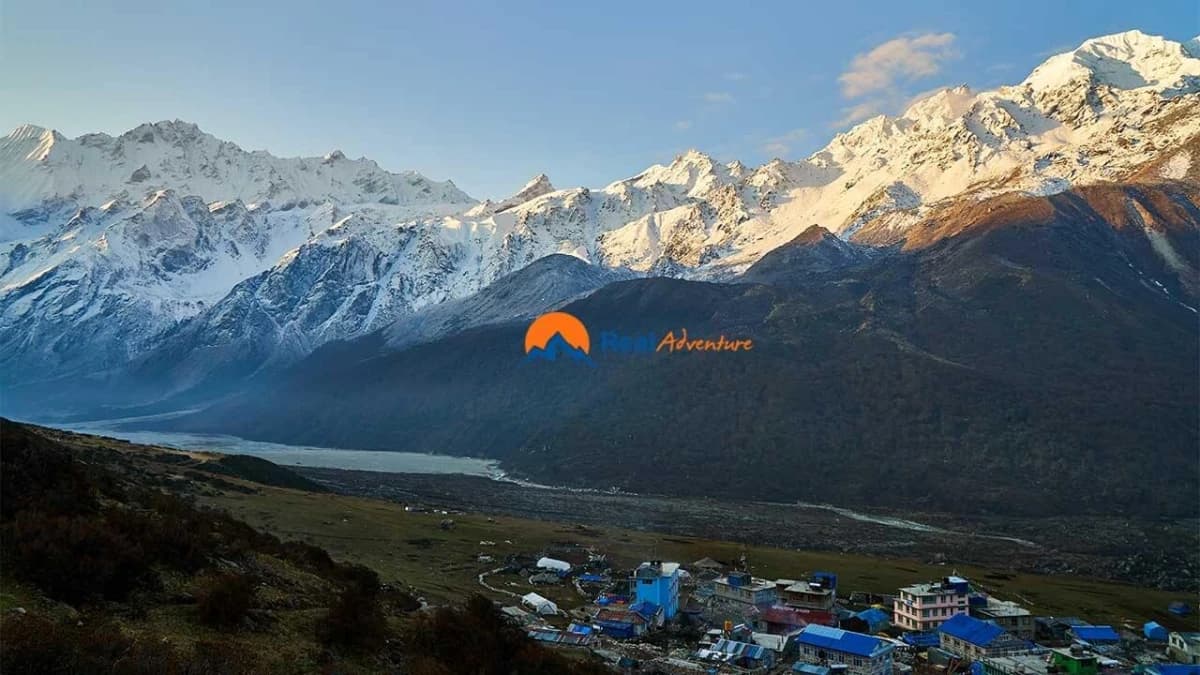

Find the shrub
[[401, 594, 612, 674], [111, 639, 184, 675], [316, 582, 389, 651], [336, 562, 381, 595], [195, 572, 256, 628], [0, 421, 103, 519], [0, 613, 261, 675], [184, 641, 258, 675], [5, 510, 153, 604], [0, 614, 131, 675]]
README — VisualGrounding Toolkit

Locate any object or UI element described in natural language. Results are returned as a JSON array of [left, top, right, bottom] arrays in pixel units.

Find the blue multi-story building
[[632, 561, 680, 620], [938, 614, 1030, 660], [795, 624, 895, 675]]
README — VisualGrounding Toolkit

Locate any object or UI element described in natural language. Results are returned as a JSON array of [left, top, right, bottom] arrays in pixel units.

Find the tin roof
[[938, 614, 1006, 647], [1070, 625, 1120, 643], [797, 624, 892, 658]]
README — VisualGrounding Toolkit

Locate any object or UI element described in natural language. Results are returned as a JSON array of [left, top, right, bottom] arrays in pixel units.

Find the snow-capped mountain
[[0, 120, 470, 234], [1, 30, 1197, 403], [380, 253, 631, 351], [0, 121, 473, 382], [357, 30, 1199, 282], [463, 173, 556, 217]]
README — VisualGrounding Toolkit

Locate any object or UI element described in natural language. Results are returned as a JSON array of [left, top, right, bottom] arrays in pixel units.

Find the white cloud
[[702, 91, 735, 104], [829, 31, 963, 129], [839, 32, 958, 98], [761, 128, 807, 158]]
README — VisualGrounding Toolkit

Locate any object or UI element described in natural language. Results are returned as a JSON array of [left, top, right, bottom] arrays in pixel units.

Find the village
[[476, 544, 1200, 675]]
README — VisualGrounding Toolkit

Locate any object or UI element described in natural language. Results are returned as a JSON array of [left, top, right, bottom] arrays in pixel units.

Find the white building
[[973, 597, 1034, 639], [713, 571, 779, 606], [1169, 632, 1200, 664]]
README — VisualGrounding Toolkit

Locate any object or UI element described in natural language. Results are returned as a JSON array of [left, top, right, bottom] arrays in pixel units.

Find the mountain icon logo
[[524, 312, 594, 365]]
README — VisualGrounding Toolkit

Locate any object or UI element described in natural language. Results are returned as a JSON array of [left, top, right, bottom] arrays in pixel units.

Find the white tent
[[536, 557, 571, 572], [522, 592, 559, 615]]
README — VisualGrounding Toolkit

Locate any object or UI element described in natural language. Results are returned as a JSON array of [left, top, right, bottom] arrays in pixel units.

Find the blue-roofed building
[[1036, 617, 1090, 643], [794, 624, 895, 675], [594, 607, 650, 639], [854, 608, 891, 634], [632, 561, 680, 620], [1068, 625, 1121, 646], [628, 600, 664, 627], [526, 626, 594, 647], [794, 664, 833, 675], [902, 631, 942, 649], [939, 614, 1031, 659]]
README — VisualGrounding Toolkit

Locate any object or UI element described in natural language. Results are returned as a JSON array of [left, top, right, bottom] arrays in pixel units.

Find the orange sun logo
[[524, 311, 590, 355]]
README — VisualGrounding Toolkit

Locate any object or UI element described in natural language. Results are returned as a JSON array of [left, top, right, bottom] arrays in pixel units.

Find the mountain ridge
[[2, 28, 1199, 416], [154, 181, 1199, 518]]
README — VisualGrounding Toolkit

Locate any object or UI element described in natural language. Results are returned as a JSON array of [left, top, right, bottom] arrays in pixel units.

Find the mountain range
[[1, 30, 1197, 516]]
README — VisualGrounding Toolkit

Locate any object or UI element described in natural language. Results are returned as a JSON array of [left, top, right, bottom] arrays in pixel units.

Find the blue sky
[[1, 1, 1196, 198]]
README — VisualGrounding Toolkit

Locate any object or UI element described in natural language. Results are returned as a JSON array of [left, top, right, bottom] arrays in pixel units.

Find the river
[[63, 419, 503, 479]]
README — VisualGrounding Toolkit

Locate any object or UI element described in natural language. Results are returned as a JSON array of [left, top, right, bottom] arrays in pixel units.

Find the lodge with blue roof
[[1068, 625, 1121, 645], [938, 613, 1032, 659], [793, 624, 895, 675]]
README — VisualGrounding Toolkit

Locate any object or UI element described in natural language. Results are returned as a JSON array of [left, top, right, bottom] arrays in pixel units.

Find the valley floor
[[206, 467, 1198, 630]]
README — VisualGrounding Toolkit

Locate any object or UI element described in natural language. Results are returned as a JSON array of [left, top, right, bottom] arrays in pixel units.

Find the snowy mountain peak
[[902, 85, 975, 123], [0, 119, 475, 219], [1023, 29, 1200, 95], [3, 28, 1198, 395], [6, 123, 53, 142], [2, 124, 62, 163], [462, 172, 557, 217], [621, 149, 730, 196], [0, 120, 479, 381], [676, 148, 712, 162], [513, 173, 555, 201], [668, 149, 721, 175], [1186, 36, 1200, 58]]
